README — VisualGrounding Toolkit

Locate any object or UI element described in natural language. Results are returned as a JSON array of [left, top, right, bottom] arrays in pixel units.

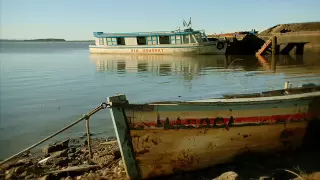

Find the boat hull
[[89, 43, 227, 55], [108, 91, 320, 179]]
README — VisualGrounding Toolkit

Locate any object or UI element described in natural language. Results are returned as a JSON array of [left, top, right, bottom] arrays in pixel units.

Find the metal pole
[[86, 118, 93, 159], [0, 103, 107, 165]]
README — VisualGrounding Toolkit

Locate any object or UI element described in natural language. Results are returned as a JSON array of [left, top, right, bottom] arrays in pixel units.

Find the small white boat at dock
[[89, 20, 227, 55]]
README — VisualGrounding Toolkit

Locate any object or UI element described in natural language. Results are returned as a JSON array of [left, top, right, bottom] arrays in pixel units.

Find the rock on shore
[[0, 137, 127, 180]]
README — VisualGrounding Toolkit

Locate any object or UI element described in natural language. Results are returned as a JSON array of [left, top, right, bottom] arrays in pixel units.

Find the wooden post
[[271, 54, 276, 72], [271, 36, 278, 72], [272, 36, 278, 55], [86, 118, 93, 159]]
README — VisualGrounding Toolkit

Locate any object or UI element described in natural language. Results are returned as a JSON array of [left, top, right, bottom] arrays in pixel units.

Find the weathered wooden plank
[[108, 95, 140, 180], [131, 122, 308, 179]]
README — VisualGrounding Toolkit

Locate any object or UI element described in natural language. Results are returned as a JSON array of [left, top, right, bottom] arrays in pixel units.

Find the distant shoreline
[[0, 38, 94, 42]]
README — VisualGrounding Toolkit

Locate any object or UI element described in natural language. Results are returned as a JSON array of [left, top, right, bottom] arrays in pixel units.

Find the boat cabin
[[93, 28, 210, 46]]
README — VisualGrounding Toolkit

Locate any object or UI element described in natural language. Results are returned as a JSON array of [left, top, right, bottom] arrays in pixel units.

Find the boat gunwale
[[108, 87, 320, 108]]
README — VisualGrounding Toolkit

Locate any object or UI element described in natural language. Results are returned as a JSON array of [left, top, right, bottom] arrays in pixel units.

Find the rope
[[0, 102, 109, 165]]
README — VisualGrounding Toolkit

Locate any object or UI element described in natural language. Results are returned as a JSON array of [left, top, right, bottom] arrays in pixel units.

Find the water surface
[[1, 41, 320, 159]]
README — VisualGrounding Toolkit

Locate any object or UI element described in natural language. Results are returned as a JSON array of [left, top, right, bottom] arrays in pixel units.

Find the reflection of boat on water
[[108, 84, 320, 179], [89, 54, 229, 74]]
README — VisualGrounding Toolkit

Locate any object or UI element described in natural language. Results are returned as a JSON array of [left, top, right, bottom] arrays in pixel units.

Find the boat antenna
[[187, 17, 192, 29], [182, 18, 187, 28]]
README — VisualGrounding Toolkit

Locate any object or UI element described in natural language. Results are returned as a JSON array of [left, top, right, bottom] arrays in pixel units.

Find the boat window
[[194, 33, 203, 43], [159, 36, 170, 44], [147, 36, 158, 45], [117, 37, 125, 45], [183, 35, 190, 44], [190, 35, 196, 43], [137, 37, 147, 45], [201, 33, 208, 42], [106, 38, 117, 46], [99, 38, 104, 45], [170, 35, 182, 44]]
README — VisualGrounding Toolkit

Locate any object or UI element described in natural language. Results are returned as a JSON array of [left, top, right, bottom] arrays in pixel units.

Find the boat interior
[[222, 84, 320, 99], [142, 84, 320, 105]]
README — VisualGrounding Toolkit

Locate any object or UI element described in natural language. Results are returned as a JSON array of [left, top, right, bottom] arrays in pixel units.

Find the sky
[[1, 0, 320, 40]]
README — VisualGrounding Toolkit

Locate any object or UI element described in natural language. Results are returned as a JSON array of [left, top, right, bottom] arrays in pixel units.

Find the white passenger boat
[[89, 21, 227, 55]]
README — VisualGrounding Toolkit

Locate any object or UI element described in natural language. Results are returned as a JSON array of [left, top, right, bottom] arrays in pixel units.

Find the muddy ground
[[1, 136, 320, 180], [259, 22, 320, 35]]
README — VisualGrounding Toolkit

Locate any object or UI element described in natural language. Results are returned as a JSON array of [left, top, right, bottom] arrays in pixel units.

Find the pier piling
[[272, 36, 278, 55]]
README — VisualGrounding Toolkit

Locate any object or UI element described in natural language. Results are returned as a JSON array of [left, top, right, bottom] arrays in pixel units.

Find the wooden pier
[[256, 35, 311, 56]]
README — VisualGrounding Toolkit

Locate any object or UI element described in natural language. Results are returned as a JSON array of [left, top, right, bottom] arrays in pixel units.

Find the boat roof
[[93, 29, 204, 38]]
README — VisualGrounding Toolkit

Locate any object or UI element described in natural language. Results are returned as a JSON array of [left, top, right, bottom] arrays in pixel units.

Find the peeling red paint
[[130, 113, 313, 129]]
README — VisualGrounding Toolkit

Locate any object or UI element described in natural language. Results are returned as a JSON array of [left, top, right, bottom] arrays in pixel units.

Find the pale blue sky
[[1, 0, 319, 40]]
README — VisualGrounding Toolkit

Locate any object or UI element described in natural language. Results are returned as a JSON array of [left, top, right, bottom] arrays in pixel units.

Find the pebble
[[214, 171, 239, 180], [14, 166, 25, 174]]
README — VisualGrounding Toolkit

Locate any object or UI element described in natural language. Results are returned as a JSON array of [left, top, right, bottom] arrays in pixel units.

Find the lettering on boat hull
[[89, 44, 227, 55], [131, 49, 164, 53]]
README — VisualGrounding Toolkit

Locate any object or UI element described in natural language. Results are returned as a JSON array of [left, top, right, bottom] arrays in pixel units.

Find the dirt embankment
[[259, 22, 320, 35]]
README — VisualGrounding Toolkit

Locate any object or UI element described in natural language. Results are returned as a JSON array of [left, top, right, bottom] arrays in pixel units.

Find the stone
[[50, 150, 68, 158], [102, 168, 110, 176], [70, 159, 80, 166], [76, 176, 82, 180], [14, 166, 25, 174], [19, 171, 29, 178], [83, 140, 88, 146], [106, 136, 117, 141], [259, 176, 273, 180], [64, 176, 73, 180], [112, 148, 121, 160], [25, 165, 44, 176], [214, 171, 239, 180], [69, 147, 76, 153], [21, 150, 31, 157], [16, 158, 31, 165], [5, 169, 17, 179], [68, 153, 75, 158], [1, 158, 30, 170], [38, 175, 50, 180], [49, 157, 68, 167], [42, 139, 70, 154], [5, 173, 17, 180], [118, 160, 123, 168]]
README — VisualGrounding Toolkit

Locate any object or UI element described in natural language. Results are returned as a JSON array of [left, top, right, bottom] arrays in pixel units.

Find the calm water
[[1, 41, 320, 159]]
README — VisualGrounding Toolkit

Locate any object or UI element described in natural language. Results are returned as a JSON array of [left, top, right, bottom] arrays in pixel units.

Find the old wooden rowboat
[[107, 85, 320, 180]]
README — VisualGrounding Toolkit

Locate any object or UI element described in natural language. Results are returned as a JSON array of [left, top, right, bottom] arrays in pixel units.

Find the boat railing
[[93, 29, 203, 37]]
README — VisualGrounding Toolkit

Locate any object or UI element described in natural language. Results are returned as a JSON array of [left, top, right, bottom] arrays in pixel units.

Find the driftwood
[[100, 140, 118, 145], [44, 165, 100, 175]]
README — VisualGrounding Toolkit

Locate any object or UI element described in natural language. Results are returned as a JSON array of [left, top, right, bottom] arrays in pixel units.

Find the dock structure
[[258, 31, 320, 55], [255, 37, 273, 55]]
